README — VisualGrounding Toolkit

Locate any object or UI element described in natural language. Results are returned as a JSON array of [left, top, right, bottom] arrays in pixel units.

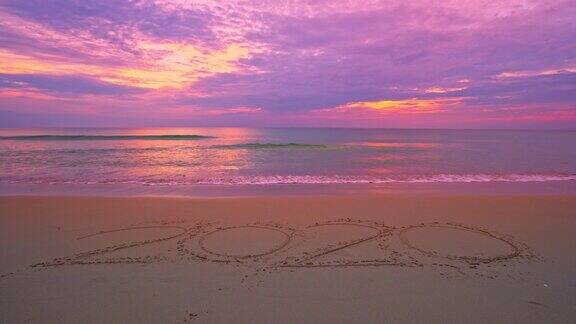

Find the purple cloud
[[0, 0, 574, 128]]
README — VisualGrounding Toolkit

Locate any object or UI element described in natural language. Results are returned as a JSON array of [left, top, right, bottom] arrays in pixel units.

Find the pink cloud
[[0, 0, 574, 128]]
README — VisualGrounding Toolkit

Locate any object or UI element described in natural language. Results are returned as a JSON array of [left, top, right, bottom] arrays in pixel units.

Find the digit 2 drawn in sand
[[31, 225, 189, 268], [279, 220, 404, 268]]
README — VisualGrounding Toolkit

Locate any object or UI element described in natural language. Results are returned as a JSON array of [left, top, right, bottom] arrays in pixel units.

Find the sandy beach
[[1, 194, 575, 323]]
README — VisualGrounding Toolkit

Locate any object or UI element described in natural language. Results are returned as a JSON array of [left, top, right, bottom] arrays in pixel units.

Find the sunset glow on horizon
[[0, 0, 575, 128]]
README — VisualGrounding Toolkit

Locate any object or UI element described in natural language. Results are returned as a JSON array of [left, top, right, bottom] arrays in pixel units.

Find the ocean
[[1, 128, 575, 196]]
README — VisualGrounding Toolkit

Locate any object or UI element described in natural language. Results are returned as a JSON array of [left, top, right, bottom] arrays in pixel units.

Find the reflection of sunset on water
[[104, 128, 260, 181], [0, 128, 575, 192]]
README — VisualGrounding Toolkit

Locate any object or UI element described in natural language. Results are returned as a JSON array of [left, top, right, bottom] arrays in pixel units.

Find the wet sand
[[1, 194, 575, 323]]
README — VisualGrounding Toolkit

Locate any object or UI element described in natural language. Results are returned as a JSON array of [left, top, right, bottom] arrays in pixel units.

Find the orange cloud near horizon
[[316, 98, 464, 115]]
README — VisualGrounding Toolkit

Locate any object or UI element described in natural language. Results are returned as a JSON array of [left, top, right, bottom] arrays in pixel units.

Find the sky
[[0, 0, 575, 129]]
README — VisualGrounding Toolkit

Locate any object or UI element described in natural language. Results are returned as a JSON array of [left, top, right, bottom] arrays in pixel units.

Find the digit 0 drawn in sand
[[178, 223, 295, 263], [278, 219, 410, 268], [31, 225, 189, 268], [397, 223, 535, 272], [199, 225, 292, 259]]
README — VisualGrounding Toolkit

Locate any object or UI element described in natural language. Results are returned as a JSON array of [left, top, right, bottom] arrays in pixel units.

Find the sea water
[[1, 128, 575, 195]]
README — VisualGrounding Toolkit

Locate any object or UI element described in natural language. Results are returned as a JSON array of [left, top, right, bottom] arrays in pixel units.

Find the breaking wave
[[1, 174, 575, 186]]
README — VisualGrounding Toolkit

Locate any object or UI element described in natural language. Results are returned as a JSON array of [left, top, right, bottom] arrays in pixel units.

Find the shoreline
[[2, 191, 576, 201], [2, 180, 576, 198]]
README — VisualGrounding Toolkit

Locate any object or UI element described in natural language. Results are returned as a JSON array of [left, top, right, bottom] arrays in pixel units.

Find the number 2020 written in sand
[[29, 219, 535, 273]]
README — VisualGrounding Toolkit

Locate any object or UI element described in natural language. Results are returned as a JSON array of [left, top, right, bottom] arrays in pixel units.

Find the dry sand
[[0, 194, 575, 323]]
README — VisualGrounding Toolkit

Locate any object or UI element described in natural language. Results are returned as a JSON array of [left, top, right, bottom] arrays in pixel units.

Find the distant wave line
[[0, 135, 215, 141], [211, 143, 327, 149]]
